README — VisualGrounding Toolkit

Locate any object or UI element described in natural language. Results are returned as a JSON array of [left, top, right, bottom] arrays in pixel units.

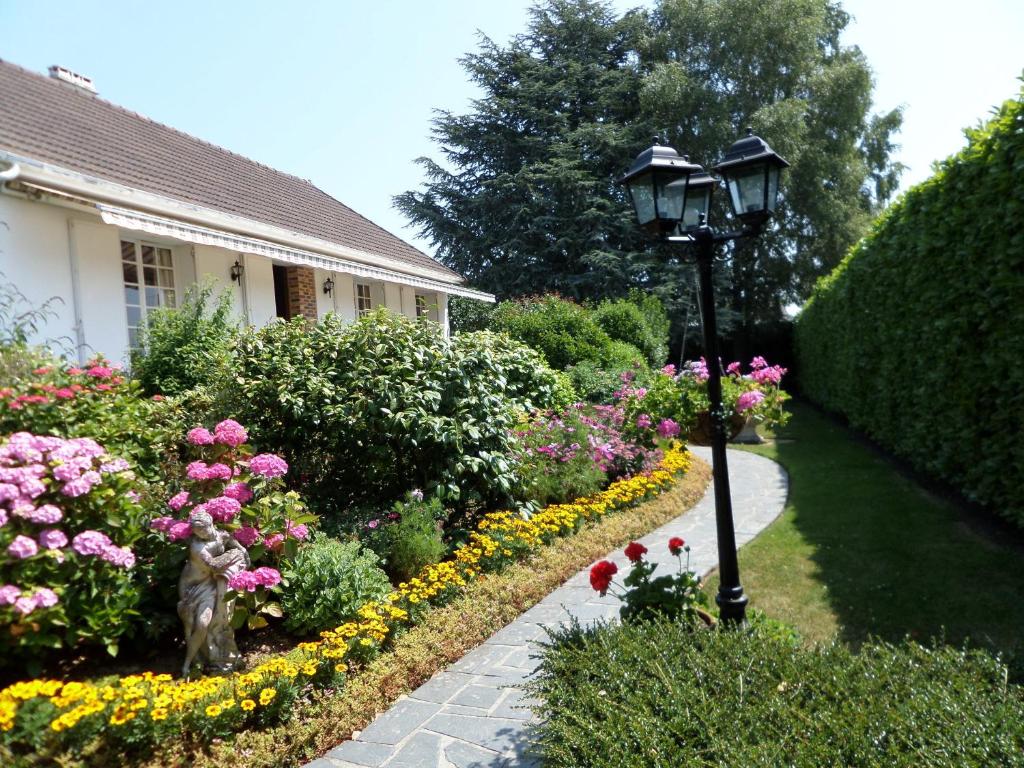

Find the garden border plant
[[0, 446, 697, 765]]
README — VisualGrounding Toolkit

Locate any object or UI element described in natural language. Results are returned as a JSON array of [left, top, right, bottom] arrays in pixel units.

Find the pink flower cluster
[[0, 584, 59, 616], [186, 461, 233, 482], [227, 566, 281, 592], [684, 358, 710, 382], [249, 453, 288, 478], [187, 419, 249, 448], [736, 390, 766, 413], [71, 530, 136, 568], [150, 516, 193, 541]]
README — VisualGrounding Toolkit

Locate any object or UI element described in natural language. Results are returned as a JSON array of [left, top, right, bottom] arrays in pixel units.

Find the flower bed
[[0, 447, 691, 760]]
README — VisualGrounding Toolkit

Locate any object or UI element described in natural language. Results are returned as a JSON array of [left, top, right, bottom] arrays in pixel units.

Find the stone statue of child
[[178, 509, 250, 678]]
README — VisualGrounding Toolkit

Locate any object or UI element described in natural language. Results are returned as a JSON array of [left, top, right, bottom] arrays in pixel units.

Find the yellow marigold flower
[[241, 699, 256, 711], [259, 688, 277, 705], [302, 663, 318, 676], [150, 707, 169, 721], [205, 704, 222, 718], [334, 663, 349, 674]]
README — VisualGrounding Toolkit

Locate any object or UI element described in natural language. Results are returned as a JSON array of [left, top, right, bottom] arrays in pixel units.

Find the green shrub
[[448, 295, 496, 333], [530, 617, 1024, 767], [226, 310, 557, 518], [627, 289, 670, 364], [490, 294, 612, 369], [593, 299, 663, 366], [131, 281, 238, 397], [795, 87, 1024, 527], [364, 494, 447, 583], [513, 408, 608, 506], [281, 536, 390, 635]]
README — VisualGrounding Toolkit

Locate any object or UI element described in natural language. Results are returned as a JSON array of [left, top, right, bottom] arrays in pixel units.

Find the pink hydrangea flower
[[285, 520, 309, 540], [253, 566, 281, 587], [262, 533, 284, 551], [233, 526, 261, 547], [0, 585, 21, 605], [101, 545, 136, 569], [38, 528, 68, 549], [187, 427, 215, 446], [99, 458, 130, 474], [32, 587, 59, 609], [7, 535, 38, 559], [227, 571, 258, 592], [206, 463, 232, 481], [17, 504, 63, 525], [13, 596, 36, 615], [213, 419, 248, 447], [186, 461, 210, 481], [150, 516, 176, 533], [72, 530, 112, 556], [223, 482, 253, 504], [657, 418, 681, 439], [249, 454, 288, 478], [0, 483, 18, 502], [736, 390, 766, 413], [61, 471, 101, 498], [168, 521, 193, 541], [205, 496, 241, 523], [167, 491, 191, 511]]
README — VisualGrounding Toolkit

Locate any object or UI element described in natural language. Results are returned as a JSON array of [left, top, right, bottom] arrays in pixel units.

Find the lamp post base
[[715, 584, 749, 625]]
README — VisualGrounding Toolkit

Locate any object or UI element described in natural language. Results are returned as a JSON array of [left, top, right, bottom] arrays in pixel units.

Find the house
[[0, 61, 493, 363]]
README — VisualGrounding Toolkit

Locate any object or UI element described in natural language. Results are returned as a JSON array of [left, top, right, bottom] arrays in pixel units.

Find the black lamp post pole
[[692, 223, 748, 625]]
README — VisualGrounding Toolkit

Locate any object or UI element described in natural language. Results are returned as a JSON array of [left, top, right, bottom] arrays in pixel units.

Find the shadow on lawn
[[758, 403, 1024, 668]]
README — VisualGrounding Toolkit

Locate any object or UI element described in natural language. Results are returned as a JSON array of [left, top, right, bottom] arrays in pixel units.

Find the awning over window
[[97, 204, 496, 303]]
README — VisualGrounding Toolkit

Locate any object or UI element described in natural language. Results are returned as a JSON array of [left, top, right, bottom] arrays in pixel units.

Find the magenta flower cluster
[[736, 390, 767, 413], [0, 584, 59, 616], [187, 419, 249, 448], [227, 566, 282, 592]]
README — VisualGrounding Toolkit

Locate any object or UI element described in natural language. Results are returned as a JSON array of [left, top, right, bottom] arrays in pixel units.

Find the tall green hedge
[[796, 86, 1024, 527]]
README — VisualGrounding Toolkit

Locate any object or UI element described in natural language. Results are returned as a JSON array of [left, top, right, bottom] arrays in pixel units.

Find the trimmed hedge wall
[[796, 87, 1024, 527]]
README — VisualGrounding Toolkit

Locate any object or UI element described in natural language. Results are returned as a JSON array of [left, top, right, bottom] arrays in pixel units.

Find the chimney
[[48, 65, 97, 94]]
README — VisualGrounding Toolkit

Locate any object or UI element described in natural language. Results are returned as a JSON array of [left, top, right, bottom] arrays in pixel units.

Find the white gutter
[[0, 161, 19, 181], [0, 149, 466, 286]]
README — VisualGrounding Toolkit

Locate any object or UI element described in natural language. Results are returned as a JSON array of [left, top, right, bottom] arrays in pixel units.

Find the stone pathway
[[305, 446, 789, 768]]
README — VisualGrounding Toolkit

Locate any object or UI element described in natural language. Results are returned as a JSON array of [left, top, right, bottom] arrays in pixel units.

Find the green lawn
[[706, 402, 1024, 664]]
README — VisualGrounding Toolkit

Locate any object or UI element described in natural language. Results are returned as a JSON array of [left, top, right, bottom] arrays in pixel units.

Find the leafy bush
[[448, 295, 496, 333], [593, 299, 663, 366], [131, 281, 238, 397], [530, 617, 1024, 767], [226, 310, 558, 518], [566, 361, 634, 404], [490, 294, 612, 370], [796, 88, 1024, 526], [280, 535, 390, 635], [363, 493, 447, 582], [0, 433, 146, 660], [512, 408, 609, 506], [627, 289, 670, 364]]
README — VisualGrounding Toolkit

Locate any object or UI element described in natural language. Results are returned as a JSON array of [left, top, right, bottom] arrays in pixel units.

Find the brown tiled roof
[[0, 59, 461, 281]]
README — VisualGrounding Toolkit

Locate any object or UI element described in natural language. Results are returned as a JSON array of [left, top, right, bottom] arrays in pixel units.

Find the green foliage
[[131, 281, 238, 397], [490, 295, 612, 370], [447, 295, 496, 333], [513, 408, 608, 506], [530, 617, 1024, 767], [615, 544, 707, 624], [549, 370, 580, 411], [627, 289, 670, 363], [796, 87, 1024, 527], [226, 311, 558, 517], [593, 299, 664, 366], [280, 536, 390, 635], [565, 360, 634, 404], [396, 0, 902, 334], [364, 494, 447, 583]]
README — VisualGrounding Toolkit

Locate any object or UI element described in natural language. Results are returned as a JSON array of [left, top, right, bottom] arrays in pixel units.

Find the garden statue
[[178, 509, 249, 677]]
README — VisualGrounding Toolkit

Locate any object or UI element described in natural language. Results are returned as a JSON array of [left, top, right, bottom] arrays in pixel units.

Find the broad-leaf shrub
[[796, 88, 1024, 526], [280, 536, 390, 636], [362, 492, 447, 582], [0, 433, 145, 659], [131, 281, 238, 397], [530, 618, 1024, 767], [593, 299, 663, 366], [490, 294, 613, 370], [226, 311, 559, 517]]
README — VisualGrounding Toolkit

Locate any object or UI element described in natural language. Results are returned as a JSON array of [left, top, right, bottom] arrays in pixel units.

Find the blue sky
[[2, 0, 1021, 255]]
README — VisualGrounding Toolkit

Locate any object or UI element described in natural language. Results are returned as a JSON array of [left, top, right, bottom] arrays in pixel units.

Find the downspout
[[65, 219, 87, 363]]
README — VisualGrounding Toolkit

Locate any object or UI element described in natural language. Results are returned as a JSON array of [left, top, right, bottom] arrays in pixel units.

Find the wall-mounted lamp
[[230, 259, 245, 283], [323, 276, 335, 297]]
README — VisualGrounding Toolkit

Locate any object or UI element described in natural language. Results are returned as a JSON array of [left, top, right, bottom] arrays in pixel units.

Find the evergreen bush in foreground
[[530, 618, 1024, 768]]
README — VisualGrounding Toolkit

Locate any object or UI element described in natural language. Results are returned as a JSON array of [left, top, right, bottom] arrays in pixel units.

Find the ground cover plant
[[529, 616, 1024, 767], [796, 86, 1024, 526], [705, 403, 1024, 660]]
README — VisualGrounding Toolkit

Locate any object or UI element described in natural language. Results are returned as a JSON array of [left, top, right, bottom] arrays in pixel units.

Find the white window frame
[[415, 293, 428, 318], [121, 239, 176, 348], [355, 282, 373, 317]]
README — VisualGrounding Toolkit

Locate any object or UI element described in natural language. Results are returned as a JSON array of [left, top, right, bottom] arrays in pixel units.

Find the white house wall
[[245, 256, 277, 327], [192, 245, 247, 324], [70, 218, 128, 360]]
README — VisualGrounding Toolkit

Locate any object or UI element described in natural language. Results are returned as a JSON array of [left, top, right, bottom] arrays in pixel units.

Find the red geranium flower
[[624, 541, 647, 563], [668, 537, 685, 555], [589, 560, 618, 595]]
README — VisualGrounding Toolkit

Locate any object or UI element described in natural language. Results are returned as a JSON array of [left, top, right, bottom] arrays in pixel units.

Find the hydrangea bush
[[149, 419, 316, 631], [0, 432, 146, 657]]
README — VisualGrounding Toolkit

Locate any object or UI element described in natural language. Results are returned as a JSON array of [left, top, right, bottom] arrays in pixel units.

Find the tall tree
[[396, 0, 902, 342]]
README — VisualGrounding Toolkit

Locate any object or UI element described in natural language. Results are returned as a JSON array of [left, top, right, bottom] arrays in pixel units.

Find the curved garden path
[[305, 446, 789, 768]]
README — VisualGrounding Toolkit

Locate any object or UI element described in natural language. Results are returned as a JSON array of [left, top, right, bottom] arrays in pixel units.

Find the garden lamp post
[[619, 129, 789, 625]]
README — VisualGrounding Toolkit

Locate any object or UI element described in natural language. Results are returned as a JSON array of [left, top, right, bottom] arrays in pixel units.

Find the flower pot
[[687, 411, 745, 446], [730, 414, 765, 445]]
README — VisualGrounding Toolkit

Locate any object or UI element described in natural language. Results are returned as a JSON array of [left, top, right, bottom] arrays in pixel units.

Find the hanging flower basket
[[687, 411, 746, 446]]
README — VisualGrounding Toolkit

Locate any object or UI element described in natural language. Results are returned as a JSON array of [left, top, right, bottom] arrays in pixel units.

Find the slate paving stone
[[302, 447, 787, 768], [355, 699, 440, 746]]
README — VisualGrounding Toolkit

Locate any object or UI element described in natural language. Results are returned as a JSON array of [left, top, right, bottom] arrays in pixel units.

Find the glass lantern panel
[[766, 165, 781, 212], [728, 166, 767, 216], [655, 173, 687, 223], [627, 173, 657, 225], [682, 187, 711, 230]]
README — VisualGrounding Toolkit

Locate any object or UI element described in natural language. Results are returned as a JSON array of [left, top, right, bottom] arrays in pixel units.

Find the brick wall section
[[285, 266, 318, 321]]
